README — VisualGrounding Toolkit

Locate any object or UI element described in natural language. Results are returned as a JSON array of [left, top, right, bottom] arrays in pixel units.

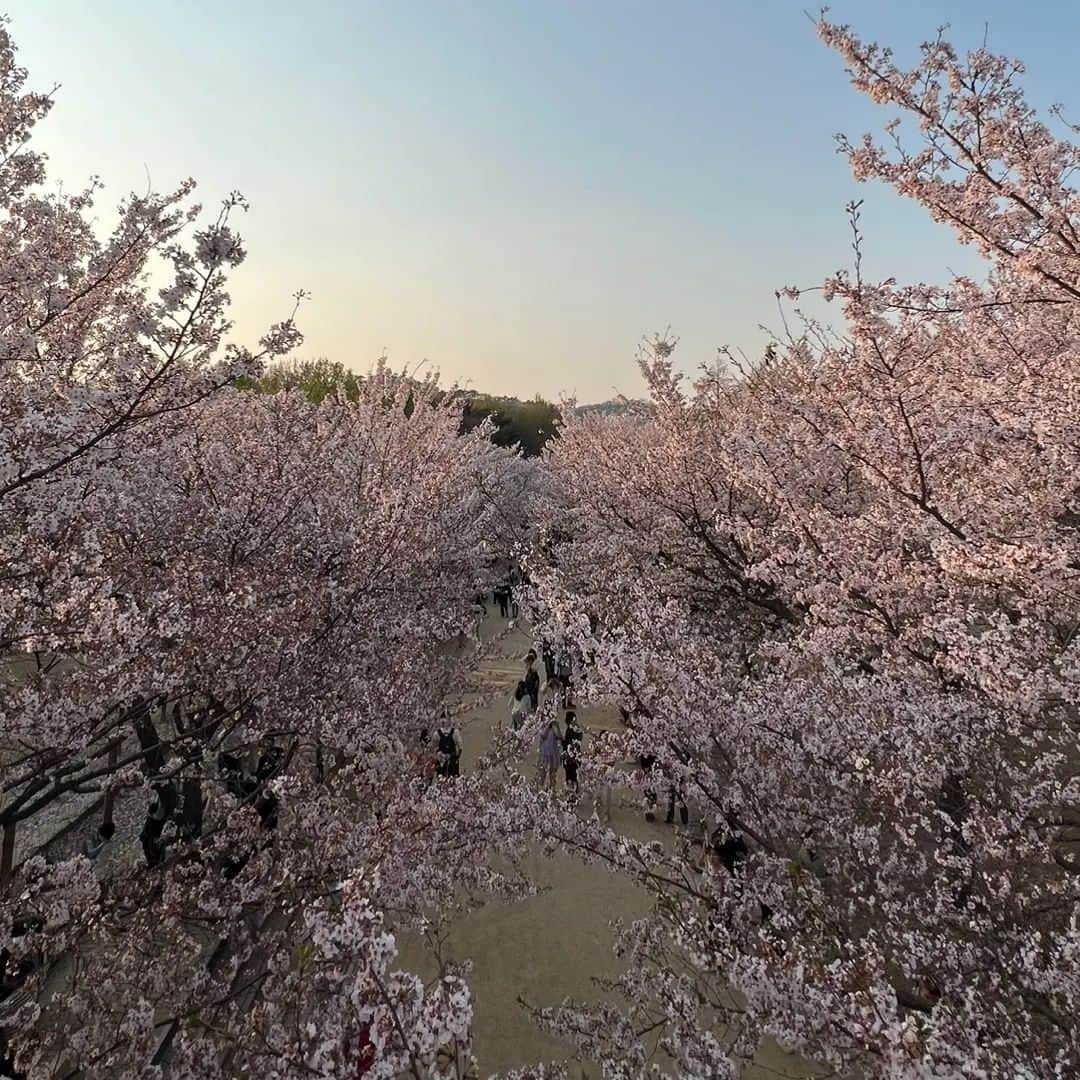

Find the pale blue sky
[[8, 1, 1079, 401]]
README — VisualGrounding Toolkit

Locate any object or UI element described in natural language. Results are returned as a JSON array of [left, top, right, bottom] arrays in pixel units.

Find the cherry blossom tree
[[529, 17, 1079, 1078], [0, 18, 531, 1077]]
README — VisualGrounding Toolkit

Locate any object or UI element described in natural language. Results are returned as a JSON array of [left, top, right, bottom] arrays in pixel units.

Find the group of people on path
[[432, 582, 700, 833], [536, 707, 583, 796], [421, 574, 551, 785], [506, 643, 586, 798], [508, 644, 572, 730], [493, 567, 527, 621]]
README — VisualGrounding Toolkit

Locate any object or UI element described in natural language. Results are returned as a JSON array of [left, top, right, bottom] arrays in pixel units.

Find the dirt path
[[400, 612, 820, 1078]]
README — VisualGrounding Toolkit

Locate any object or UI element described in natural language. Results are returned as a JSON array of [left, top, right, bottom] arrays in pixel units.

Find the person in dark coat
[[434, 720, 462, 778], [523, 652, 541, 710], [561, 710, 583, 794], [541, 642, 556, 683]]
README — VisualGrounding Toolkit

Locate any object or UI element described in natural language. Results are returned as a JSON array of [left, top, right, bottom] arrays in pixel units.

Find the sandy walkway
[[399, 611, 819, 1078]]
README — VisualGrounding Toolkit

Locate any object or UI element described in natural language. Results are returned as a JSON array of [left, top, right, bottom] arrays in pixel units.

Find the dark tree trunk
[[0, 822, 15, 893], [100, 744, 120, 837], [130, 696, 168, 775], [179, 778, 203, 840]]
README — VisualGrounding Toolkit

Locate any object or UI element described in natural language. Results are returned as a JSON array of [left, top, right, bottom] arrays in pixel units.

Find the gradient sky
[[8, 1, 1079, 401]]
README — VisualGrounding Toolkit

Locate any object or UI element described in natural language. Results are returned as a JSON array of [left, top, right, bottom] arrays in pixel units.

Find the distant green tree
[[460, 394, 560, 456], [238, 356, 360, 403], [242, 361, 561, 454]]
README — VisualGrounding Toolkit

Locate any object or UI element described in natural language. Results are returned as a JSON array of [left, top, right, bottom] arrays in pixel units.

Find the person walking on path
[[665, 784, 689, 826], [523, 652, 541, 711], [542, 673, 564, 711], [509, 567, 522, 619], [561, 710, 583, 797], [355, 1022, 376, 1077], [590, 728, 615, 823], [509, 680, 531, 732], [541, 642, 556, 684], [435, 720, 462, 778], [468, 595, 485, 647], [664, 742, 692, 824], [555, 647, 573, 691], [709, 822, 748, 877], [494, 582, 510, 619], [537, 713, 562, 794]]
